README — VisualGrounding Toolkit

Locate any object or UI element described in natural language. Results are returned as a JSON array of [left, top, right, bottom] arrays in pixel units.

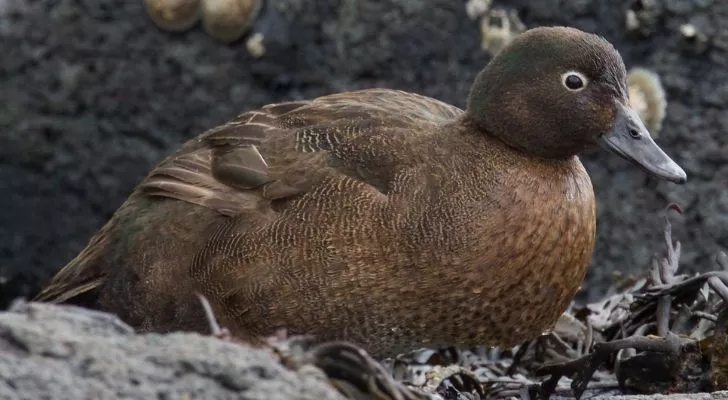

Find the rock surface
[[0, 301, 346, 400], [1, 0, 727, 307], [1, 301, 728, 400]]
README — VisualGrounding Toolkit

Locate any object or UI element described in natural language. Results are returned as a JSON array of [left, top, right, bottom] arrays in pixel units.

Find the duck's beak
[[598, 101, 687, 184]]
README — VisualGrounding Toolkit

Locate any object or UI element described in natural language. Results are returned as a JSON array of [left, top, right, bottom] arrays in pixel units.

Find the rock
[[2, 300, 728, 400], [0, 301, 345, 400], [0, 0, 726, 308]]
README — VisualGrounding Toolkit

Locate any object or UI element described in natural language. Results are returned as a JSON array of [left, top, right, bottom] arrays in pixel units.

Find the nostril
[[629, 128, 642, 139]]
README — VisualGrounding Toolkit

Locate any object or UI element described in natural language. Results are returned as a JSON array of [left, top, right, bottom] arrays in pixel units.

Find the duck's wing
[[32, 89, 462, 304], [137, 88, 463, 216]]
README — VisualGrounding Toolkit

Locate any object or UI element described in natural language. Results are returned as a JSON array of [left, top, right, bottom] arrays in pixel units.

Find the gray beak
[[598, 101, 687, 184]]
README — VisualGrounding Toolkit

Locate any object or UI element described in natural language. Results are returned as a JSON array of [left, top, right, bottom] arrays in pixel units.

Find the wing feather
[[134, 88, 463, 216], [33, 89, 463, 304]]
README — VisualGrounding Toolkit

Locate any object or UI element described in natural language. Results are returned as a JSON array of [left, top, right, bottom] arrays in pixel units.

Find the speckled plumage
[[35, 26, 685, 357]]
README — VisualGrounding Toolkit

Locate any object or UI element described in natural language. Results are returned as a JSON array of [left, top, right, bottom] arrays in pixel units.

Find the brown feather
[[211, 146, 270, 189]]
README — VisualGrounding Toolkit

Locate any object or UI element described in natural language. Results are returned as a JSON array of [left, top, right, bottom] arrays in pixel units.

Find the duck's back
[[33, 88, 465, 334]]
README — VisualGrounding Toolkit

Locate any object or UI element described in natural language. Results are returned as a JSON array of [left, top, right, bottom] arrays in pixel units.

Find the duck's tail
[[32, 219, 113, 305]]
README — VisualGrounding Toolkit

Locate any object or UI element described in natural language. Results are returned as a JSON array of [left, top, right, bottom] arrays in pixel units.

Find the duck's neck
[[420, 117, 595, 232], [443, 116, 581, 175], [461, 111, 590, 160]]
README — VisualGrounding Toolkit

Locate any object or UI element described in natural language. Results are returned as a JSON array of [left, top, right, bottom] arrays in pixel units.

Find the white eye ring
[[561, 71, 588, 91]]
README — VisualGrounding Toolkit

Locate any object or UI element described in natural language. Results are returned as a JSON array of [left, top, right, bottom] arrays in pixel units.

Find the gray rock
[[0, 301, 345, 400], [1, 301, 728, 400]]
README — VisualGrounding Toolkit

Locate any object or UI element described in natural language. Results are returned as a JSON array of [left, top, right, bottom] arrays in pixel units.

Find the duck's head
[[466, 26, 686, 184]]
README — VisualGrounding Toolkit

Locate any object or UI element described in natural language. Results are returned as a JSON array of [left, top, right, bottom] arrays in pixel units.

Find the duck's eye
[[629, 128, 642, 139], [561, 71, 587, 91]]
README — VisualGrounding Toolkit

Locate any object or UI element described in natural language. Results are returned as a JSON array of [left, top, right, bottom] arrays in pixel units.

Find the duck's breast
[[467, 157, 597, 346], [397, 154, 597, 349]]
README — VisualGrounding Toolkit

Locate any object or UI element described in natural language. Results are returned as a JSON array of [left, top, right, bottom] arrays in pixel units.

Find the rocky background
[[1, 0, 727, 309], [0, 300, 726, 400]]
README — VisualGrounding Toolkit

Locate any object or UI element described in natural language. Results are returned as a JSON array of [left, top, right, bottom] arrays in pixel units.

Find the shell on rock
[[625, 0, 660, 37], [143, 0, 201, 32], [465, 0, 492, 20], [679, 23, 710, 54], [479, 8, 526, 56], [627, 67, 667, 138], [200, 0, 262, 43]]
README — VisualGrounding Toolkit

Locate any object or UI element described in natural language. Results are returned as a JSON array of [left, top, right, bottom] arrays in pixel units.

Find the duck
[[34, 26, 687, 357]]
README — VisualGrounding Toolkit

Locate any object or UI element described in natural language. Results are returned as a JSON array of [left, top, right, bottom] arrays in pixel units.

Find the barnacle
[[200, 0, 262, 43], [465, 0, 492, 20], [245, 32, 266, 58], [627, 67, 667, 138], [478, 8, 526, 56], [625, 0, 660, 37], [143, 0, 201, 32], [679, 23, 710, 54]]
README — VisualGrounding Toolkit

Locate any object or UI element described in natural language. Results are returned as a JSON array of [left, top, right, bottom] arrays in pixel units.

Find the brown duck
[[35, 26, 686, 357]]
